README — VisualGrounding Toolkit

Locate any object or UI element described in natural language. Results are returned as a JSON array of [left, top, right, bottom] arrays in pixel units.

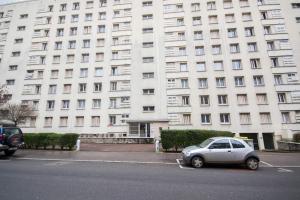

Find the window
[[54, 42, 62, 50], [143, 72, 154, 79], [196, 62, 206, 72], [17, 26, 26, 31], [232, 60, 242, 70], [15, 38, 23, 44], [253, 76, 264, 86], [58, 16, 65, 24], [240, 113, 251, 125], [183, 114, 191, 124], [60, 4, 67, 11], [143, 14, 153, 20], [200, 95, 210, 106], [142, 1, 152, 7], [85, 13, 92, 21], [213, 61, 223, 71], [180, 63, 188, 72], [83, 26, 92, 34], [234, 76, 245, 87], [70, 27, 77, 36], [71, 15, 79, 23], [245, 27, 255, 37], [83, 39, 90, 48], [73, 2, 80, 10], [207, 1, 216, 10], [63, 84, 71, 94], [95, 68, 103, 77], [82, 54, 89, 63], [80, 68, 88, 78], [48, 85, 57, 94], [91, 116, 100, 126], [220, 113, 230, 124], [230, 44, 240, 53], [228, 28, 237, 38], [181, 79, 188, 88], [143, 57, 154, 63], [96, 38, 105, 47], [195, 46, 205, 56], [256, 93, 268, 104], [61, 100, 70, 109], [209, 139, 231, 149], [248, 43, 258, 52], [260, 113, 272, 124], [210, 30, 220, 38], [237, 94, 248, 105], [242, 12, 252, 21], [12, 51, 20, 57], [143, 28, 153, 33], [194, 31, 203, 40], [177, 18, 184, 26], [216, 77, 226, 88], [50, 70, 59, 79], [230, 140, 245, 148], [20, 14, 28, 19], [191, 3, 200, 11], [201, 114, 211, 124], [9, 65, 18, 71], [281, 112, 291, 123], [110, 82, 117, 91], [250, 59, 261, 69], [225, 14, 235, 23], [143, 42, 153, 48], [277, 93, 286, 103], [46, 100, 55, 110], [218, 95, 228, 105], [271, 58, 279, 67], [94, 83, 102, 92], [198, 78, 208, 88], [65, 69, 73, 78], [60, 117, 68, 127], [77, 99, 86, 109], [79, 83, 87, 93], [76, 117, 84, 127], [92, 99, 101, 108], [98, 25, 106, 33], [109, 115, 116, 125], [182, 96, 190, 106], [44, 117, 53, 127], [212, 45, 221, 55], [143, 106, 155, 112], [143, 89, 155, 95]]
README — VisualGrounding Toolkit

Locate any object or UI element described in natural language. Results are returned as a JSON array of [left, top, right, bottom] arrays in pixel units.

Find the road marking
[[260, 161, 274, 167], [15, 157, 177, 165], [0, 159, 11, 162], [176, 159, 194, 170], [277, 168, 293, 173]]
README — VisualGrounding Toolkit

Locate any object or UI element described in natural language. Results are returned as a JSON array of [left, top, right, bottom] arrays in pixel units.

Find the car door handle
[[228, 150, 231, 152]]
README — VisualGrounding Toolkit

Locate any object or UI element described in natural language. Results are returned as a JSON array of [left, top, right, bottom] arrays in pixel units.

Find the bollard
[[155, 139, 160, 153], [76, 139, 81, 151]]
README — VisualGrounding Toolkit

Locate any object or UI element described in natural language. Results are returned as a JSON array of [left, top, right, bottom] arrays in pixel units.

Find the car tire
[[191, 156, 204, 168], [4, 150, 16, 156], [246, 157, 259, 170]]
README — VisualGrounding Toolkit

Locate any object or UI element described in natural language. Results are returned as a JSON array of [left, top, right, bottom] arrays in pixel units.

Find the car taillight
[[0, 134, 4, 142]]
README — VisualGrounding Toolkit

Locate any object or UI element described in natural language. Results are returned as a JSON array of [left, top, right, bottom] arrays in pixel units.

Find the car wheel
[[246, 157, 259, 170], [191, 156, 204, 168], [4, 150, 16, 156]]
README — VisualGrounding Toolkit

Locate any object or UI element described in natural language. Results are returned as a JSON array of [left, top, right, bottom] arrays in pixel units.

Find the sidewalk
[[13, 149, 180, 164], [80, 143, 155, 152]]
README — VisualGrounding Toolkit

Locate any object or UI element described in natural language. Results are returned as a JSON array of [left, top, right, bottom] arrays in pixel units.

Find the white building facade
[[1, 0, 300, 149]]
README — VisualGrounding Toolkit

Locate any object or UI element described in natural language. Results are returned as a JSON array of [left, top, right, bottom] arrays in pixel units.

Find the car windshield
[[197, 138, 214, 148], [3, 128, 21, 136]]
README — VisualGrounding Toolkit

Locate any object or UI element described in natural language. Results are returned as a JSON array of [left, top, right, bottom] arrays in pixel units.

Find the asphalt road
[[0, 159, 299, 200]]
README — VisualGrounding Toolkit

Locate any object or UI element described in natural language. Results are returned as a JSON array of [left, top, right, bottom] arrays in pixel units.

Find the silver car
[[182, 137, 260, 170]]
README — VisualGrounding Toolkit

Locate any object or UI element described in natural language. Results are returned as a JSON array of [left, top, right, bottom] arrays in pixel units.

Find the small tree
[[3, 103, 36, 126]]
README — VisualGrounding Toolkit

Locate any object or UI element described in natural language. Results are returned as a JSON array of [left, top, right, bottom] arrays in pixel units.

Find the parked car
[[182, 137, 260, 170], [0, 126, 24, 156]]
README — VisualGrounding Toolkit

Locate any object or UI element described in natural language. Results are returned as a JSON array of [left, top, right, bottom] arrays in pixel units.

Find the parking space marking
[[15, 157, 178, 165], [277, 168, 293, 173], [176, 159, 194, 170], [260, 161, 274, 167]]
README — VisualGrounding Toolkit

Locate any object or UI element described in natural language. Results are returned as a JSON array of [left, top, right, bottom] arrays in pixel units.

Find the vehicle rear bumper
[[0, 142, 24, 150], [0, 144, 9, 150]]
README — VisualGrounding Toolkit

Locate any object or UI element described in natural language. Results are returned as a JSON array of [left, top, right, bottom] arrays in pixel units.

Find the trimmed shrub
[[293, 133, 300, 143], [59, 133, 79, 150], [161, 129, 233, 151], [23, 133, 79, 151]]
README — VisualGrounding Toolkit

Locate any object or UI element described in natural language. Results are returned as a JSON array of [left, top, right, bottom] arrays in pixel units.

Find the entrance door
[[139, 123, 150, 138], [263, 133, 275, 150], [240, 133, 259, 150]]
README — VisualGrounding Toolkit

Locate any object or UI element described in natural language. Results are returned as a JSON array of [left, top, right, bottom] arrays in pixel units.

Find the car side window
[[209, 139, 231, 149], [230, 139, 245, 149]]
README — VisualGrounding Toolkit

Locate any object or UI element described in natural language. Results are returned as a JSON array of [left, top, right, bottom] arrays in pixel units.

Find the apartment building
[[0, 0, 300, 150]]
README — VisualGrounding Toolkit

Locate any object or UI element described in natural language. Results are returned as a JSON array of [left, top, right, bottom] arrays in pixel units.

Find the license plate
[[9, 147, 17, 150]]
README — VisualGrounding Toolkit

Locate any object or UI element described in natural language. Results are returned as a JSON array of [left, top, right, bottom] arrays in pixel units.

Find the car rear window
[[3, 128, 21, 136], [230, 139, 245, 148]]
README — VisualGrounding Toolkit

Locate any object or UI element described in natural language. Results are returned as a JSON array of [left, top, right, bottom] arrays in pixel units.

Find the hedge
[[24, 133, 79, 150], [161, 129, 234, 151]]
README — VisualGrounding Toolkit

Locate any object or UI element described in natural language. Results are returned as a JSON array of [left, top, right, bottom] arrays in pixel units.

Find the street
[[1, 151, 300, 200]]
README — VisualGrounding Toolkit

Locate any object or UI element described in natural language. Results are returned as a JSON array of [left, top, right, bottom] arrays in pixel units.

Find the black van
[[0, 126, 24, 156]]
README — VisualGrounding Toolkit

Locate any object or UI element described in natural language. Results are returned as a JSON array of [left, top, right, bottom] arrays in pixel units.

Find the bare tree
[[1, 103, 36, 126]]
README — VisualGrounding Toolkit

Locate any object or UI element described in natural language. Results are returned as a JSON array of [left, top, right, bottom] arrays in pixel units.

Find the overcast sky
[[0, 0, 28, 5]]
